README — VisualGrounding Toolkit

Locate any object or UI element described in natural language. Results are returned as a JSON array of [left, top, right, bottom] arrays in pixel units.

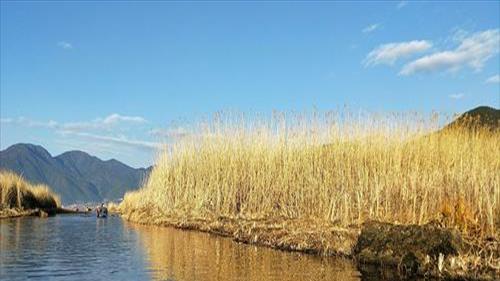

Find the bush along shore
[[120, 110, 499, 280], [0, 170, 62, 218]]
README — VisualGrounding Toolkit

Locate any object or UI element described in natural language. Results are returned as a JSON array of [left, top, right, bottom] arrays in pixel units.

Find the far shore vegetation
[[0, 170, 61, 218], [120, 108, 499, 280]]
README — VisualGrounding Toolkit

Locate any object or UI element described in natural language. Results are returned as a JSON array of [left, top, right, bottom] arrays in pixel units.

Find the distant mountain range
[[0, 143, 152, 204]]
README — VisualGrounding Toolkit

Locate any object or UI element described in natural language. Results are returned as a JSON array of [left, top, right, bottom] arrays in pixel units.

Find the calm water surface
[[0, 215, 365, 281]]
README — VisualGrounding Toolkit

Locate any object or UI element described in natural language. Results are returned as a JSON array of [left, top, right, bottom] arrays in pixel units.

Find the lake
[[1, 215, 370, 281]]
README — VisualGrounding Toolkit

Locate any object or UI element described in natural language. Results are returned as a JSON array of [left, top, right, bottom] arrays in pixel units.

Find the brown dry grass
[[106, 202, 121, 213], [0, 170, 61, 211], [122, 111, 499, 238]]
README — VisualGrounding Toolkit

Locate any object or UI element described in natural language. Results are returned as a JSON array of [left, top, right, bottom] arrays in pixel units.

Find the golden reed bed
[[120, 110, 499, 279], [0, 171, 61, 218]]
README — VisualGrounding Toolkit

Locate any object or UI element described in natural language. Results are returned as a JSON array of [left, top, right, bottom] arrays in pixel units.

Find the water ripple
[[0, 215, 365, 281]]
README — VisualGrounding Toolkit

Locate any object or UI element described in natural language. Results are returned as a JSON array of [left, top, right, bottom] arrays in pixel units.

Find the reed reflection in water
[[129, 222, 362, 281]]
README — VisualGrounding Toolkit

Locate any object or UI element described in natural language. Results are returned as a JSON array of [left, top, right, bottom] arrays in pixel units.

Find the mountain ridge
[[0, 143, 151, 204], [444, 106, 499, 131]]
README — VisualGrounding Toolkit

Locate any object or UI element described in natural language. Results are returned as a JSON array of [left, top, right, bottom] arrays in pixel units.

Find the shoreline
[[122, 209, 499, 281], [1, 206, 497, 280], [0, 207, 88, 219]]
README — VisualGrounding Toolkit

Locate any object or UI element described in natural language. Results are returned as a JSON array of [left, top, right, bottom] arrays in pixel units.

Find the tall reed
[[122, 111, 499, 237], [0, 170, 61, 210]]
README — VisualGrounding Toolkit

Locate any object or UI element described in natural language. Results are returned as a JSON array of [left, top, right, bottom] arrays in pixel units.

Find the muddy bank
[[123, 209, 498, 280], [122, 209, 359, 256], [0, 207, 86, 219]]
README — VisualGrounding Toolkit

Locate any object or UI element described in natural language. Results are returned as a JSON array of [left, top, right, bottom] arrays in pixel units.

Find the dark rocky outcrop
[[354, 221, 464, 278]]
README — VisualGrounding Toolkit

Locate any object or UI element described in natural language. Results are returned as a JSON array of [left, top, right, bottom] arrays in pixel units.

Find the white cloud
[[485, 74, 500, 84], [54, 139, 122, 156], [57, 41, 73, 49], [102, 113, 147, 125], [61, 113, 147, 132], [364, 40, 432, 66], [362, 24, 379, 33], [449, 93, 465, 99], [60, 121, 99, 131], [58, 131, 161, 150], [1, 113, 147, 132], [400, 29, 500, 75], [450, 28, 469, 43], [3, 114, 156, 166], [397, 1, 408, 9], [1, 117, 59, 128], [2, 114, 155, 150]]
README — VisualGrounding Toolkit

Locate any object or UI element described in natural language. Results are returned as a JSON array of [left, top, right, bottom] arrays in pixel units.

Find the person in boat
[[96, 203, 108, 217]]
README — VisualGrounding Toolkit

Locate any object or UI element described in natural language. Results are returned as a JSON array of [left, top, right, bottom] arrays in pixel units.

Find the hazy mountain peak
[[5, 143, 52, 159], [0, 143, 150, 204], [57, 150, 92, 158]]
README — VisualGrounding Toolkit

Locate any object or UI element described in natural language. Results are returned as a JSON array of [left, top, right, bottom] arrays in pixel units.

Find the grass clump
[[0, 170, 61, 211]]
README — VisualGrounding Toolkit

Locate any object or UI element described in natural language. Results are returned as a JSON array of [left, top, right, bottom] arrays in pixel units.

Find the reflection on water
[[1, 215, 363, 281], [0, 216, 151, 281], [129, 222, 362, 281]]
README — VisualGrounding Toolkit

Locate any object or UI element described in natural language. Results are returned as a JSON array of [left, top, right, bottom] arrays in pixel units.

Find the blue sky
[[1, 1, 499, 168]]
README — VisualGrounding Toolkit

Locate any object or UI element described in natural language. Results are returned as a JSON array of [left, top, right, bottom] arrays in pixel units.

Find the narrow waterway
[[0, 215, 367, 281]]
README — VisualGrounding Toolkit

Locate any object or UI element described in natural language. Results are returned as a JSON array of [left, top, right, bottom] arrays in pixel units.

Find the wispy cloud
[[1, 116, 58, 128], [485, 74, 500, 84], [102, 113, 147, 125], [1, 113, 147, 132], [400, 29, 499, 75], [362, 24, 379, 33], [54, 139, 123, 156], [57, 41, 73, 49], [3, 114, 157, 166], [150, 127, 189, 139], [449, 93, 465, 99], [59, 131, 161, 150], [2, 113, 157, 151], [397, 1, 408, 9], [364, 40, 432, 66]]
